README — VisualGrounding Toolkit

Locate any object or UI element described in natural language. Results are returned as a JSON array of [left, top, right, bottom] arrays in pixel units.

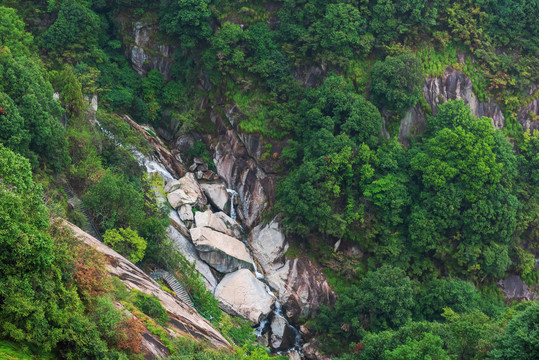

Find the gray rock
[[399, 105, 427, 146], [274, 258, 336, 323], [166, 173, 206, 209], [66, 221, 229, 348], [194, 210, 240, 238], [190, 227, 253, 273], [164, 179, 181, 193], [214, 269, 275, 323], [518, 85, 539, 132], [166, 226, 217, 291], [178, 205, 193, 222], [200, 183, 230, 212], [423, 67, 505, 128], [270, 316, 296, 351], [250, 219, 288, 274], [498, 274, 537, 301]]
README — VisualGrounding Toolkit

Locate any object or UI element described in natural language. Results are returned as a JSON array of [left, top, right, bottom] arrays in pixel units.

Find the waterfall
[[226, 189, 238, 220], [95, 119, 174, 182]]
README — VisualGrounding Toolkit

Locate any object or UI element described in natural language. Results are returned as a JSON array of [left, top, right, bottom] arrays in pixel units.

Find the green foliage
[[41, 0, 100, 52], [160, 0, 212, 48], [408, 100, 518, 278], [103, 227, 147, 263], [314, 265, 414, 350], [0, 49, 69, 171], [83, 171, 145, 231], [370, 54, 423, 113], [490, 302, 539, 359], [133, 292, 169, 325], [0, 6, 33, 57], [384, 333, 450, 360]]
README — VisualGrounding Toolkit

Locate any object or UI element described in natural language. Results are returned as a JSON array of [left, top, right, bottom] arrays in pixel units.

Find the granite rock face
[[270, 316, 297, 351], [214, 269, 275, 323], [190, 227, 253, 273], [200, 183, 230, 212], [249, 219, 288, 274], [65, 221, 229, 348], [399, 67, 507, 144], [122, 20, 174, 80]]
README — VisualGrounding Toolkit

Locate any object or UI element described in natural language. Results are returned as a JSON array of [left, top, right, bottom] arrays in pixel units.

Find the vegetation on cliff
[[0, 0, 538, 359]]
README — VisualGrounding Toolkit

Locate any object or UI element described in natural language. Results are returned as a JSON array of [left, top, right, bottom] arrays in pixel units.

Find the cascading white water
[[226, 189, 238, 220], [97, 119, 301, 353], [95, 119, 174, 182]]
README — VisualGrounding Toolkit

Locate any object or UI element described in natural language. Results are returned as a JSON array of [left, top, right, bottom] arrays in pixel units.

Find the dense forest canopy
[[0, 0, 538, 359]]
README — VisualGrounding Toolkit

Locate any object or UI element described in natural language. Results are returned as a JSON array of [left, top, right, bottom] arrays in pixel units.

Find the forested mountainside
[[0, 0, 539, 359]]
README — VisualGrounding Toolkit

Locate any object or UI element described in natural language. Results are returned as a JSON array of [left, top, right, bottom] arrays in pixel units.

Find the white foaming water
[[226, 189, 238, 220], [95, 119, 174, 182]]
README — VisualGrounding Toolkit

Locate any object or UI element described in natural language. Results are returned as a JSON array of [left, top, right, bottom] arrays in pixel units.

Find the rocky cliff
[[399, 67, 506, 145], [64, 221, 231, 350]]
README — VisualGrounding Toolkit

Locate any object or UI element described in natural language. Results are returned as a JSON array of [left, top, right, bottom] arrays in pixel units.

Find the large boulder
[[190, 227, 253, 273], [167, 173, 207, 209], [178, 205, 193, 222], [200, 183, 230, 212], [250, 219, 288, 274], [270, 316, 297, 351], [214, 269, 275, 323], [194, 210, 241, 238], [167, 226, 218, 291]]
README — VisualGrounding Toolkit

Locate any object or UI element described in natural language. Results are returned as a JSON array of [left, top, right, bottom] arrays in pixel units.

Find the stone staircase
[[151, 269, 194, 308], [59, 180, 103, 241]]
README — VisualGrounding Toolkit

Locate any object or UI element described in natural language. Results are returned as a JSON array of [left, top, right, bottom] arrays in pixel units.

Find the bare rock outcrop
[[194, 210, 241, 238], [518, 85, 539, 132], [190, 227, 253, 273], [270, 316, 297, 351], [167, 226, 218, 291], [167, 173, 207, 209], [203, 108, 279, 228], [498, 274, 537, 301], [119, 19, 174, 80], [269, 257, 336, 323], [214, 269, 275, 323], [64, 221, 230, 349], [399, 67, 506, 143], [423, 67, 505, 128], [200, 183, 230, 212], [249, 219, 288, 274]]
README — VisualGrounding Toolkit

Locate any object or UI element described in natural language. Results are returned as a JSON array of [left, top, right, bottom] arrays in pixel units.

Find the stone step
[[152, 269, 194, 308]]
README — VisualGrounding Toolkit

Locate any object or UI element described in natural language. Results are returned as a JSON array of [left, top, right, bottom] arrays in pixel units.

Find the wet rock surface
[[200, 183, 230, 212], [270, 316, 297, 351]]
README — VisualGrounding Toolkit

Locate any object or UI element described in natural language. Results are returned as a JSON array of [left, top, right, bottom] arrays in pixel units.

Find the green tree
[[313, 3, 372, 58], [384, 332, 450, 360], [103, 227, 147, 263], [160, 0, 212, 48], [41, 0, 100, 52], [490, 302, 539, 360], [408, 100, 518, 278], [0, 6, 33, 57], [370, 54, 423, 113], [315, 265, 414, 348], [83, 171, 145, 231], [0, 50, 70, 171]]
